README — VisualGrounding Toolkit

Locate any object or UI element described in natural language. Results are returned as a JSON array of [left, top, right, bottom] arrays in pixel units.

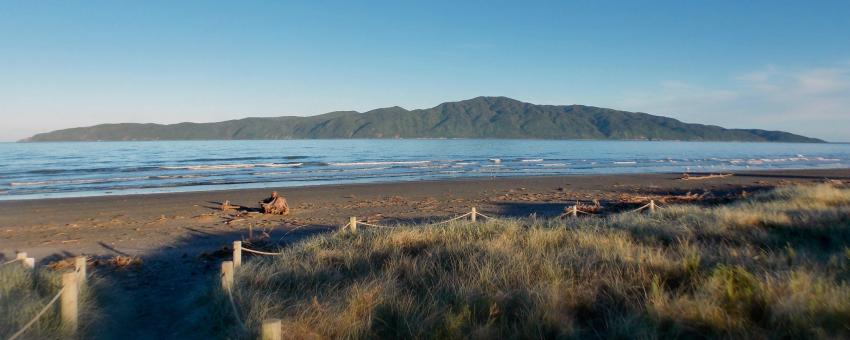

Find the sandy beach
[[3, 168, 850, 261], [2, 168, 849, 338]]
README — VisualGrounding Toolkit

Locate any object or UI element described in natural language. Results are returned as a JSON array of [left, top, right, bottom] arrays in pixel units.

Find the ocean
[[1, 140, 849, 200]]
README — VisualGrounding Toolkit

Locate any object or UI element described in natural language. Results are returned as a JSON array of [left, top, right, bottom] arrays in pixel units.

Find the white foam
[[340, 167, 392, 172], [253, 171, 294, 176], [257, 163, 303, 168], [330, 161, 430, 167], [161, 164, 256, 170], [149, 174, 203, 179], [11, 176, 149, 187], [520, 158, 544, 162], [614, 161, 637, 164]]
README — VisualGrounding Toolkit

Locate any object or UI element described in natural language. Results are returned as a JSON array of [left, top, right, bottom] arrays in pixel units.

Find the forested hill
[[23, 97, 824, 142]]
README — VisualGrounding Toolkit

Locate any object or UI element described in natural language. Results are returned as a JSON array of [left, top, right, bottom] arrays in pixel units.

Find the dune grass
[[222, 184, 850, 339], [0, 263, 98, 339]]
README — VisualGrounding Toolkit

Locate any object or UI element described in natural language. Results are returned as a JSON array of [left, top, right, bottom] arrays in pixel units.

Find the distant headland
[[22, 97, 824, 143]]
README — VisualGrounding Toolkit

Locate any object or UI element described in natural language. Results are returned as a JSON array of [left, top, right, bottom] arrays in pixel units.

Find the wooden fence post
[[649, 200, 657, 213], [248, 224, 254, 240], [471, 207, 477, 222], [233, 241, 242, 269], [349, 216, 357, 232], [61, 272, 78, 331], [221, 261, 234, 290], [571, 205, 578, 218], [262, 319, 282, 340], [75, 256, 87, 286], [16, 252, 33, 268]]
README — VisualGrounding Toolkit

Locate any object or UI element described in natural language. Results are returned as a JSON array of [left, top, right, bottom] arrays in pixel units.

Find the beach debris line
[[680, 172, 733, 180], [260, 191, 290, 215]]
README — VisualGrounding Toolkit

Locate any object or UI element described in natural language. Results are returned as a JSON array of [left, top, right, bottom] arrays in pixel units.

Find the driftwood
[[565, 199, 603, 214], [617, 191, 713, 204], [220, 200, 238, 211], [260, 191, 290, 215], [680, 173, 733, 181]]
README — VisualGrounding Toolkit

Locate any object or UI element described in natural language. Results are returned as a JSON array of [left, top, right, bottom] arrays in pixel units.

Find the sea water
[[1, 140, 849, 200]]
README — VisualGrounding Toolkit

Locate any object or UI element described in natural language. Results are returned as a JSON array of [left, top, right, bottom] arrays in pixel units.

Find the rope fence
[[557, 199, 663, 218], [1, 258, 21, 266], [3, 255, 87, 340], [473, 211, 500, 220], [7, 288, 65, 340], [222, 201, 666, 339], [241, 248, 283, 256], [427, 212, 473, 225], [2, 252, 35, 269]]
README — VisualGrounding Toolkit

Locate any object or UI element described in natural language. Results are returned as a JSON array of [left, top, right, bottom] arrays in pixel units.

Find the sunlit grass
[[222, 184, 850, 338], [0, 263, 101, 339]]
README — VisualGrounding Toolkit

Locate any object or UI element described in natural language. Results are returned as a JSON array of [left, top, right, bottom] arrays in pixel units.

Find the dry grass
[[221, 184, 850, 339], [0, 264, 100, 339]]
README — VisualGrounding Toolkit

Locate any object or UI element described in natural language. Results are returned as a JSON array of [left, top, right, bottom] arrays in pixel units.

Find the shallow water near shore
[[2, 140, 849, 200]]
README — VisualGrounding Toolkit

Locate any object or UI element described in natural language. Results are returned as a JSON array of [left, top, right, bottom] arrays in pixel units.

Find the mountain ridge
[[22, 96, 824, 143]]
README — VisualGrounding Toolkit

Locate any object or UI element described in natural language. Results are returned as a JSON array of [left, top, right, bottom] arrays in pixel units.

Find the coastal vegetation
[[23, 97, 822, 142], [0, 263, 97, 339], [218, 184, 850, 338]]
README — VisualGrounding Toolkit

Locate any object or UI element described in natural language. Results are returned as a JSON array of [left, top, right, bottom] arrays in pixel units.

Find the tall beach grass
[[221, 184, 850, 338], [0, 263, 99, 339]]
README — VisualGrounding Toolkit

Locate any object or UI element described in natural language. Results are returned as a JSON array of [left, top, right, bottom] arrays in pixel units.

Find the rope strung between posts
[[627, 200, 664, 213], [426, 212, 473, 226], [241, 247, 283, 256], [1, 258, 21, 266], [7, 287, 64, 340], [352, 209, 498, 229], [556, 207, 597, 219], [628, 203, 652, 213], [473, 211, 500, 220], [356, 221, 396, 229], [225, 286, 246, 332], [346, 210, 481, 230]]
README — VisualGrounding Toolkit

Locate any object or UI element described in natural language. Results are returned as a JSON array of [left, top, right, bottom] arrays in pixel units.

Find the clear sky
[[1, 1, 849, 141]]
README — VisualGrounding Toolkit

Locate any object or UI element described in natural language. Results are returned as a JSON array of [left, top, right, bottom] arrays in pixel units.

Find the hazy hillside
[[23, 97, 824, 142]]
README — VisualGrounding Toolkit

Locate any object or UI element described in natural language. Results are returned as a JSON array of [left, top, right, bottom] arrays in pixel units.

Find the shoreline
[[2, 167, 848, 209], [1, 167, 847, 338], [3, 166, 850, 203], [3, 168, 849, 248], [1, 167, 847, 262]]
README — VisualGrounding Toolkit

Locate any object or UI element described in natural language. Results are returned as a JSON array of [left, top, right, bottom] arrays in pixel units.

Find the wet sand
[[2, 168, 849, 261]]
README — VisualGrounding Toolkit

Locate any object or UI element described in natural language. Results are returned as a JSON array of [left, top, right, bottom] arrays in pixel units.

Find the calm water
[[1, 140, 849, 200]]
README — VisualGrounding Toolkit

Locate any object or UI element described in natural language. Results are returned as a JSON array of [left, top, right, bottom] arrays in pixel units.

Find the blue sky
[[1, 1, 849, 141]]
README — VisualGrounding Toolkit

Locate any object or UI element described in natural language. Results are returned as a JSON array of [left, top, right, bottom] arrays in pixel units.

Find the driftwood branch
[[680, 173, 733, 181], [260, 191, 290, 215]]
